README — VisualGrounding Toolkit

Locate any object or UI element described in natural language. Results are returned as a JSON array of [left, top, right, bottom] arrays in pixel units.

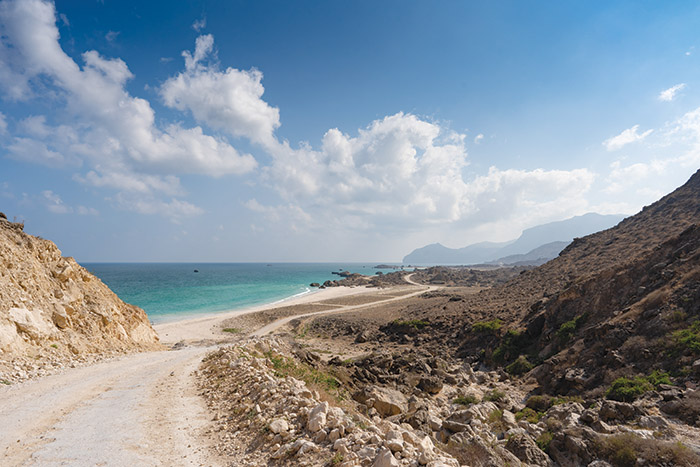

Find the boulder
[[269, 419, 288, 434], [372, 447, 400, 467], [418, 376, 443, 395], [599, 400, 639, 422], [356, 386, 408, 417], [505, 433, 552, 466], [308, 401, 329, 432]]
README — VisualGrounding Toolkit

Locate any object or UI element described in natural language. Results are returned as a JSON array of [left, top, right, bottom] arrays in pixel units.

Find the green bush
[[556, 314, 586, 342], [505, 355, 534, 375], [525, 395, 553, 411], [472, 319, 503, 334], [515, 407, 543, 423], [647, 370, 672, 388], [454, 395, 479, 406], [492, 329, 528, 363], [392, 319, 430, 329], [672, 321, 700, 354], [536, 431, 553, 453], [484, 389, 506, 402], [605, 376, 653, 402]]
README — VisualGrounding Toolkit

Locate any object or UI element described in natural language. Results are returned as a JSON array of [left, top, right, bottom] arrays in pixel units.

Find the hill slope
[[400, 168, 700, 394], [0, 217, 161, 381]]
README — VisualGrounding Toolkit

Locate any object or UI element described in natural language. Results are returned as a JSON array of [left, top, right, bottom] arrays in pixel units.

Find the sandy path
[[0, 346, 219, 467], [252, 274, 433, 336]]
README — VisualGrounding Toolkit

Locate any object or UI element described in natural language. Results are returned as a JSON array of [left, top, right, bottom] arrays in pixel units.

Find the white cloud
[[258, 112, 596, 234], [0, 112, 7, 134], [658, 83, 686, 102], [41, 190, 98, 215], [0, 0, 257, 219], [161, 35, 281, 147], [114, 193, 203, 222], [7, 137, 81, 167], [192, 17, 206, 32], [474, 133, 484, 144], [603, 125, 653, 151]]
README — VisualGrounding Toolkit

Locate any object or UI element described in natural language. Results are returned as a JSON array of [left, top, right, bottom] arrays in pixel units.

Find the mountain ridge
[[403, 212, 626, 264]]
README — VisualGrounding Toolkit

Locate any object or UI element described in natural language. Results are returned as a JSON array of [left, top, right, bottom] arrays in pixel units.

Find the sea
[[83, 263, 397, 324]]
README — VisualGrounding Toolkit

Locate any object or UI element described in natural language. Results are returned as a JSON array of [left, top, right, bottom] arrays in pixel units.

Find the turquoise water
[[83, 263, 396, 323]]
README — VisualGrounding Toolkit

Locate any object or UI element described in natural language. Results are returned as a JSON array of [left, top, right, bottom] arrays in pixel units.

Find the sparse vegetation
[[492, 329, 529, 363], [515, 407, 543, 423], [536, 431, 553, 453], [671, 321, 700, 354], [483, 389, 506, 402], [487, 408, 507, 432], [556, 314, 586, 342], [331, 452, 344, 464], [0, 379, 11, 385], [222, 327, 241, 334], [606, 370, 673, 402], [264, 351, 343, 399], [391, 319, 429, 329], [605, 376, 653, 402], [472, 318, 503, 334], [596, 433, 700, 467], [505, 355, 534, 375], [454, 395, 479, 406]]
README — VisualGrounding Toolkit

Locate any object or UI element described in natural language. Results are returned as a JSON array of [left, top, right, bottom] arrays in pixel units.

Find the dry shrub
[[596, 433, 700, 467]]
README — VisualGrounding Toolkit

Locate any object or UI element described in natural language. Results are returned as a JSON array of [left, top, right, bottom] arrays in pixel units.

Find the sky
[[1, 0, 699, 262]]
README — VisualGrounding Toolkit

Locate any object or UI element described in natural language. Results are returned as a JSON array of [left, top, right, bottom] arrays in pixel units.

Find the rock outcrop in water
[[0, 217, 161, 382]]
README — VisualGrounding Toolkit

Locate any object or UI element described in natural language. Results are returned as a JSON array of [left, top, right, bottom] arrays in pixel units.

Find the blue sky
[[1, 0, 699, 262]]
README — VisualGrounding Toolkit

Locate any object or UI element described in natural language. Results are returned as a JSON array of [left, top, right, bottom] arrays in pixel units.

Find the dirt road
[[251, 274, 433, 336], [0, 346, 221, 467]]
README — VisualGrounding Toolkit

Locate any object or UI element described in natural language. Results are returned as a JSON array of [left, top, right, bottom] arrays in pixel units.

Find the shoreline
[[153, 285, 381, 344]]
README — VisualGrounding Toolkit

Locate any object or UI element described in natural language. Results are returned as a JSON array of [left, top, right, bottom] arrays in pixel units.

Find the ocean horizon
[[83, 262, 403, 323]]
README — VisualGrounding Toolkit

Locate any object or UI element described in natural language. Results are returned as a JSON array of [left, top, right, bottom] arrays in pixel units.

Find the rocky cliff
[[0, 216, 161, 381]]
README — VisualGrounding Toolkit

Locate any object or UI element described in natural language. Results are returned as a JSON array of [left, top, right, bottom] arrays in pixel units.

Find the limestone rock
[[269, 419, 288, 434], [0, 218, 160, 373], [372, 447, 399, 467]]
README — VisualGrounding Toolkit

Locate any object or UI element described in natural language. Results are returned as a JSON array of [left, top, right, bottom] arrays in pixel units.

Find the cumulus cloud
[[161, 34, 281, 147], [658, 83, 686, 102], [474, 133, 484, 144], [603, 125, 653, 151], [257, 112, 596, 234], [0, 0, 257, 220]]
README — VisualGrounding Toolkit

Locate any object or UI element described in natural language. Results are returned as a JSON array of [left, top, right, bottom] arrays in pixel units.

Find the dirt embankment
[[0, 217, 161, 383]]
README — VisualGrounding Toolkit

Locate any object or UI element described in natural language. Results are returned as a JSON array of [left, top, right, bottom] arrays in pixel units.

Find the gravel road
[[0, 346, 221, 467]]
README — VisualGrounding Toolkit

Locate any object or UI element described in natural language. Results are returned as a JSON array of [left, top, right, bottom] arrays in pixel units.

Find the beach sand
[[153, 285, 384, 345]]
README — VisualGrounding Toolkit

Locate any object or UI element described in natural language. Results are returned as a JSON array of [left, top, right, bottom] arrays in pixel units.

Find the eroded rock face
[[0, 218, 161, 380]]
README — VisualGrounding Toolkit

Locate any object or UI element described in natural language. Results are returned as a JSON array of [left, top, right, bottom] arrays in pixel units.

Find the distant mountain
[[489, 240, 570, 266], [403, 213, 626, 265]]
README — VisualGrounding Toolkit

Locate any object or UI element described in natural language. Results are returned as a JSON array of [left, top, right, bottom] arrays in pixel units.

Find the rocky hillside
[[0, 216, 161, 382], [378, 168, 700, 392]]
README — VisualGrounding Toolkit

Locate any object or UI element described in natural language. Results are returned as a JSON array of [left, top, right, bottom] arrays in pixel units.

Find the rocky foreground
[[198, 335, 700, 466]]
